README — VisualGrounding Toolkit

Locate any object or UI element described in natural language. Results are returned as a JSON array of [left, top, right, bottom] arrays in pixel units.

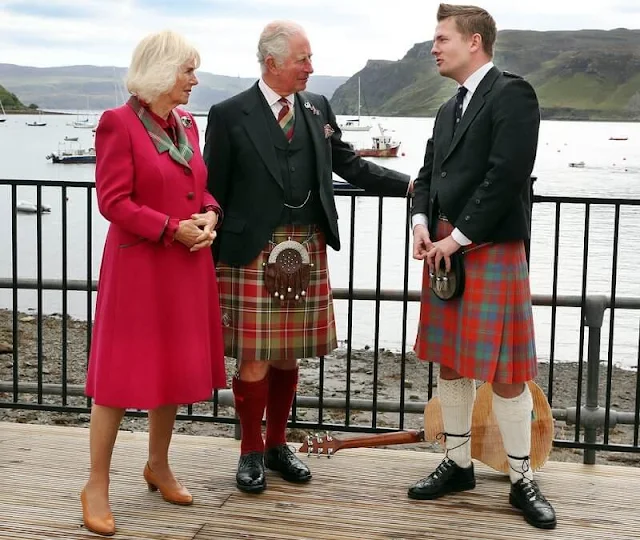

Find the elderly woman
[[80, 30, 226, 536]]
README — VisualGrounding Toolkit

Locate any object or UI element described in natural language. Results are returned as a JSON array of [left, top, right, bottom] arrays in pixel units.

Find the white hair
[[257, 20, 306, 73], [125, 30, 200, 103]]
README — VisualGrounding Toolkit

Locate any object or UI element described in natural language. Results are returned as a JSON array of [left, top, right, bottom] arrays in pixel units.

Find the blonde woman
[[81, 30, 226, 536]]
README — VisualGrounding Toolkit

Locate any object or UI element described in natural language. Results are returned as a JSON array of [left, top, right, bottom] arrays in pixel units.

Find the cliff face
[[330, 29, 640, 120]]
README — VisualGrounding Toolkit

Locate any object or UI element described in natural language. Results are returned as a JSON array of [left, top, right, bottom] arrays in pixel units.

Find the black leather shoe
[[236, 452, 266, 493], [509, 479, 557, 529], [408, 458, 476, 500], [264, 444, 312, 483]]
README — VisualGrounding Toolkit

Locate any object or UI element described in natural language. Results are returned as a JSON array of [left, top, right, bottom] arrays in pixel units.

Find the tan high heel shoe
[[143, 462, 193, 505], [80, 489, 116, 537]]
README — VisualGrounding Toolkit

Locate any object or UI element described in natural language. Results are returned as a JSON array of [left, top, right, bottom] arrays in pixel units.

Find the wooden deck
[[0, 422, 638, 539]]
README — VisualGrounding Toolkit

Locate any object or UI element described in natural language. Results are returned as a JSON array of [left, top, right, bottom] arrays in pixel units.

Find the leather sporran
[[264, 239, 312, 302], [429, 243, 492, 301], [429, 251, 465, 301]]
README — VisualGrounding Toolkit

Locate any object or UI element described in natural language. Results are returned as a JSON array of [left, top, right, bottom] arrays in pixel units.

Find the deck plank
[[0, 422, 638, 539]]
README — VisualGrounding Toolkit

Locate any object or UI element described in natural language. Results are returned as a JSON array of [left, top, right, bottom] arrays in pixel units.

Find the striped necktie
[[277, 97, 294, 142]]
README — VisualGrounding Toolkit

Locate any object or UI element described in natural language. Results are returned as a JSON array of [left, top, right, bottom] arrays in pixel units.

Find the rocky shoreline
[[1, 308, 638, 467]]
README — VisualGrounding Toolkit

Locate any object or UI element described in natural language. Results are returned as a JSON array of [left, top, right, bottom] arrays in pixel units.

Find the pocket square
[[323, 124, 335, 138]]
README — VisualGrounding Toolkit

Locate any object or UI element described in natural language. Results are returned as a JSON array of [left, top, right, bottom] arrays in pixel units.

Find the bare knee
[[492, 382, 526, 398], [237, 359, 269, 381], [270, 357, 298, 371], [439, 365, 463, 380]]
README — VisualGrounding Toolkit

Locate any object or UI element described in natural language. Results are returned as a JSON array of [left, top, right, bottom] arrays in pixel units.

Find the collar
[[460, 61, 494, 95], [258, 78, 295, 108], [145, 106, 177, 130], [127, 95, 193, 169]]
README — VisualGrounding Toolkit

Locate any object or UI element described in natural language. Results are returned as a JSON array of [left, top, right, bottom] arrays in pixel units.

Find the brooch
[[304, 101, 320, 116], [180, 116, 193, 128]]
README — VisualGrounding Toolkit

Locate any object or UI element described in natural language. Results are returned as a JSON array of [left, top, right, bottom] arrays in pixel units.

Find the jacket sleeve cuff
[[162, 217, 180, 246], [204, 204, 224, 230]]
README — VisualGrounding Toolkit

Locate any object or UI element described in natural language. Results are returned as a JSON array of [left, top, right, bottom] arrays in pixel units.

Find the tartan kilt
[[414, 219, 537, 383], [217, 224, 337, 362]]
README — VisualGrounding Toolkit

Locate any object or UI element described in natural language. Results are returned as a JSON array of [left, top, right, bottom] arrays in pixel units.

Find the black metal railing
[[1, 178, 639, 464]]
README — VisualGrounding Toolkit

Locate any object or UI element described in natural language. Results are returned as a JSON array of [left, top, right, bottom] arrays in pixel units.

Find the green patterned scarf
[[127, 95, 193, 169]]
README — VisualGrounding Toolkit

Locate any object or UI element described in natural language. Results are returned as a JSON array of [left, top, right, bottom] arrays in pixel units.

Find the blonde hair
[[126, 30, 201, 103], [437, 3, 496, 56], [257, 20, 306, 73]]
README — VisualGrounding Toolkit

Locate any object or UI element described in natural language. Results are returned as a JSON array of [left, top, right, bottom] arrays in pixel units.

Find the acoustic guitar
[[298, 381, 553, 474]]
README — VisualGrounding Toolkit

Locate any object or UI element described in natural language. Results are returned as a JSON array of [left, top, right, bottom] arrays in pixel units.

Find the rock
[[404, 380, 413, 389], [19, 316, 35, 323], [0, 342, 13, 354]]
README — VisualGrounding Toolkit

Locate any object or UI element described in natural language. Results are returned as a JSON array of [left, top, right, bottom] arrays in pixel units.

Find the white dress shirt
[[258, 78, 295, 119], [413, 62, 495, 246]]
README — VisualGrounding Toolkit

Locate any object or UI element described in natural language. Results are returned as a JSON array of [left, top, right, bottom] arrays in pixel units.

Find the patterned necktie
[[277, 97, 294, 142], [453, 86, 468, 132]]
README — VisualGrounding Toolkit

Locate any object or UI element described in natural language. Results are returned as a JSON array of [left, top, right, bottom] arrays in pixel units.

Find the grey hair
[[257, 20, 306, 73], [125, 30, 200, 103]]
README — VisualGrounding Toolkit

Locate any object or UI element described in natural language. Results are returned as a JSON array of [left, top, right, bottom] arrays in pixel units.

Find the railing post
[[583, 296, 607, 464]]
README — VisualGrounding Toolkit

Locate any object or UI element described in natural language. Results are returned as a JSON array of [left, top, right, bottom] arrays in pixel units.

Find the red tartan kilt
[[414, 220, 537, 383], [217, 225, 337, 362]]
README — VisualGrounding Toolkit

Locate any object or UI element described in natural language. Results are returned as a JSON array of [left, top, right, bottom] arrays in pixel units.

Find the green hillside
[[330, 28, 640, 120]]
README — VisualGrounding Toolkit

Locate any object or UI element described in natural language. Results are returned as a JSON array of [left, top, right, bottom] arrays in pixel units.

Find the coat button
[[475, 198, 481, 204], [290, 166, 296, 172], [441, 171, 447, 178], [483, 180, 490, 187], [187, 192, 195, 200], [465, 215, 471, 221], [184, 167, 191, 175]]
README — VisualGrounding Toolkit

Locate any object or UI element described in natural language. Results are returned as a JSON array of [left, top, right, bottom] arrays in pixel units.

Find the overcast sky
[[1, 0, 639, 77]]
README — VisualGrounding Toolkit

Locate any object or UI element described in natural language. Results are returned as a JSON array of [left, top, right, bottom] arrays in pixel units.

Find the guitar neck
[[336, 430, 424, 451]]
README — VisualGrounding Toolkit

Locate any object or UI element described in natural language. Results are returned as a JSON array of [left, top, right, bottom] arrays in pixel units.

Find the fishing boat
[[46, 140, 96, 164], [609, 136, 628, 141], [354, 124, 401, 158], [568, 161, 585, 168]]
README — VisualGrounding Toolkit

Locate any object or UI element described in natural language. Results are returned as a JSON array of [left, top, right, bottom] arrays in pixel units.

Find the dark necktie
[[453, 86, 468, 132], [277, 97, 294, 142]]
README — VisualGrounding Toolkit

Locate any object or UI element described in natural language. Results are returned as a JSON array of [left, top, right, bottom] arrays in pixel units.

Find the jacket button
[[483, 180, 490, 187], [465, 215, 471, 221], [184, 167, 191, 175], [475, 198, 481, 204], [441, 172, 447, 178], [187, 192, 194, 200]]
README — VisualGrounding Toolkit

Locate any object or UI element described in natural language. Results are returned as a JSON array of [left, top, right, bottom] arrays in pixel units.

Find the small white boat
[[339, 77, 371, 132], [568, 161, 585, 168], [16, 200, 52, 214]]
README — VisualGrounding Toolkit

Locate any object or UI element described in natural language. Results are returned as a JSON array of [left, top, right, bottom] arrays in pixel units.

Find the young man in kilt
[[410, 4, 557, 529], [203, 20, 411, 494]]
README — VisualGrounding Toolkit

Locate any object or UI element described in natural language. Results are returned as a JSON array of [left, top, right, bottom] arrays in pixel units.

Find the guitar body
[[299, 381, 553, 474], [424, 381, 553, 473]]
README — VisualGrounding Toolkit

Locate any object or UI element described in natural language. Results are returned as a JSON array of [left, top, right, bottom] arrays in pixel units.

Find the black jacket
[[411, 67, 540, 243], [203, 83, 410, 266]]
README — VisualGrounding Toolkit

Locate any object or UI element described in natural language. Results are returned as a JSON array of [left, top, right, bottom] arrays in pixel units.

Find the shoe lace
[[436, 430, 471, 462], [507, 453, 533, 484], [431, 457, 455, 480]]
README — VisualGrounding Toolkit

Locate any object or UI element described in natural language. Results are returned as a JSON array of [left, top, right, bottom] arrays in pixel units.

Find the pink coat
[[85, 103, 226, 409]]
